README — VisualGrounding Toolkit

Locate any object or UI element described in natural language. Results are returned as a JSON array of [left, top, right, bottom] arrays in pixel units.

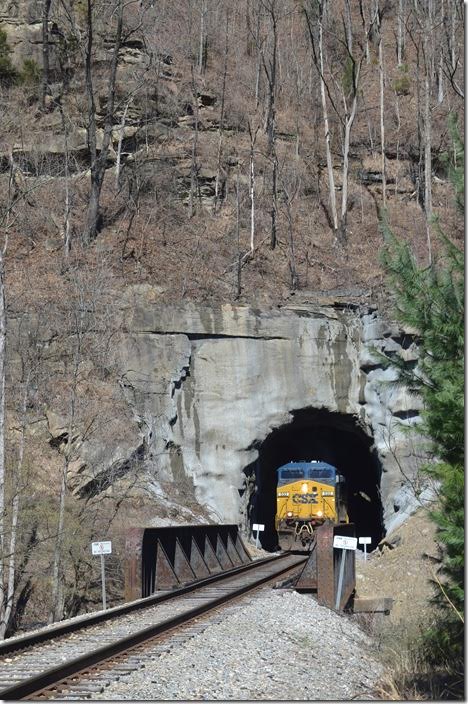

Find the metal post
[[335, 548, 346, 610], [363, 544, 367, 561], [100, 554, 107, 610], [255, 529, 259, 549]]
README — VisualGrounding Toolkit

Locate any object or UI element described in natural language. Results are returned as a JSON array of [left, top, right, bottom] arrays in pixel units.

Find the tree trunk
[[198, 0, 207, 75], [340, 81, 360, 244], [318, 18, 338, 232], [0, 250, 6, 637], [115, 102, 130, 191], [283, 184, 298, 290], [437, 0, 444, 104], [214, 11, 229, 214], [189, 69, 200, 218], [58, 103, 72, 257], [397, 0, 405, 65], [423, 1, 433, 264], [394, 92, 401, 196], [235, 167, 241, 299], [84, 0, 123, 244], [49, 457, 67, 623], [259, 1, 278, 250], [248, 123, 258, 254], [0, 378, 29, 638], [377, 4, 386, 207], [270, 151, 277, 249], [49, 294, 83, 622], [41, 0, 52, 110], [344, 0, 353, 55]]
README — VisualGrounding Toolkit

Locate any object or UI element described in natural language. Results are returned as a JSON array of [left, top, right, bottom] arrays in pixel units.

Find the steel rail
[[0, 553, 306, 701], [0, 551, 285, 657]]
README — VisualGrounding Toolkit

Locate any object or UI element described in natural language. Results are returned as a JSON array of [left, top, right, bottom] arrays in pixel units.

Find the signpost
[[91, 541, 112, 610], [333, 534, 357, 610], [358, 536, 372, 561], [252, 523, 265, 549]]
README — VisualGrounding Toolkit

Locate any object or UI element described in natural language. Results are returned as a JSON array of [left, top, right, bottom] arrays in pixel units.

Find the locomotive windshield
[[307, 467, 335, 479], [280, 468, 304, 481], [276, 461, 337, 486]]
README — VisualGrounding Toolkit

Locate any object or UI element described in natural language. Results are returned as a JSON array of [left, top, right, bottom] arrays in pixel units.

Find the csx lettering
[[292, 493, 318, 504]]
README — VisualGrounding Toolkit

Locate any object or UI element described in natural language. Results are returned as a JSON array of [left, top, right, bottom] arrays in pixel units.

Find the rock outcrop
[[71, 286, 426, 537]]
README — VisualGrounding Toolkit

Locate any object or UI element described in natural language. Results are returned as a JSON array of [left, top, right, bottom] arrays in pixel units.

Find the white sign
[[92, 541, 112, 555], [252, 524, 265, 531], [333, 535, 357, 551], [359, 537, 372, 545]]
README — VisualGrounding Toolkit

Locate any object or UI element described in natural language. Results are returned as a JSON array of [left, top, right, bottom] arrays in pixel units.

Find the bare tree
[[0, 182, 9, 638], [213, 9, 230, 214], [441, 0, 464, 98], [59, 0, 148, 244], [247, 121, 259, 254], [280, 169, 300, 290], [198, 0, 208, 75], [83, 0, 123, 244], [304, 1, 337, 233], [42, 0, 53, 109], [48, 283, 86, 623], [48, 252, 120, 622], [407, 0, 437, 263], [188, 67, 200, 219], [375, 0, 386, 207], [0, 317, 43, 637], [0, 147, 42, 637], [396, 0, 406, 65], [305, 0, 364, 244], [259, 0, 279, 249]]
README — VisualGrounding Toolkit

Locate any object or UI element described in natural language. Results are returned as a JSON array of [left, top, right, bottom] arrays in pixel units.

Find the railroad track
[[0, 551, 306, 700]]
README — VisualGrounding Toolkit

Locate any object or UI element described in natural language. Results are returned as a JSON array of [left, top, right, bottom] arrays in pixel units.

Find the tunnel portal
[[246, 408, 385, 551]]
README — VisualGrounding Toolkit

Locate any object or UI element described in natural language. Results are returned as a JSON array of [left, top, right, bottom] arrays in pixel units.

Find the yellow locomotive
[[276, 461, 348, 548]]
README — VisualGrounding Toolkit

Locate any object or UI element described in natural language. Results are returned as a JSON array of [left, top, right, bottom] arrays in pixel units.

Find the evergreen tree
[[380, 119, 464, 682]]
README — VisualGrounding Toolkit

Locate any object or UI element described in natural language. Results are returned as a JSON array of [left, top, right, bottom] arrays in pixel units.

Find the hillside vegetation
[[0, 0, 464, 656], [0, 0, 464, 307]]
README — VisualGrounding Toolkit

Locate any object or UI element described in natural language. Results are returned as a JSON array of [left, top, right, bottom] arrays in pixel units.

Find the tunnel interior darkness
[[245, 408, 385, 551]]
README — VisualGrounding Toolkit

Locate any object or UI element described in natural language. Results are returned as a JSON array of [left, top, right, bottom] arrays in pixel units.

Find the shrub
[[0, 27, 18, 87], [393, 64, 411, 96], [20, 58, 41, 86]]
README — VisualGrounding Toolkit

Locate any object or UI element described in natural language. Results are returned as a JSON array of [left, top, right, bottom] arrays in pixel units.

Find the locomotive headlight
[[287, 511, 293, 517], [301, 482, 308, 493], [316, 510, 323, 517]]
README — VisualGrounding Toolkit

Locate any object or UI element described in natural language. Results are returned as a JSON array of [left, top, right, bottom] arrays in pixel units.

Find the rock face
[[93, 287, 427, 542]]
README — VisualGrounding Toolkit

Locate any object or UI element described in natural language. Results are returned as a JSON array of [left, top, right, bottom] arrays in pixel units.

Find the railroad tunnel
[[245, 408, 385, 551]]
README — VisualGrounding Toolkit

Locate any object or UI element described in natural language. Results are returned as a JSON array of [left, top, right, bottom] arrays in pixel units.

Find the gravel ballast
[[92, 588, 384, 700]]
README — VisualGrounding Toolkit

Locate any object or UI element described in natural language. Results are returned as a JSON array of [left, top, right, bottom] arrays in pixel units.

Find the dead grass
[[373, 621, 464, 701]]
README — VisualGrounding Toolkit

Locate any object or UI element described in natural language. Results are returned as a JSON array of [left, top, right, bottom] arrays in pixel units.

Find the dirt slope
[[356, 508, 439, 626]]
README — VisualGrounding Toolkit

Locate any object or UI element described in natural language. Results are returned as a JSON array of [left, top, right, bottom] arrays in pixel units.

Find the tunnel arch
[[245, 408, 385, 551]]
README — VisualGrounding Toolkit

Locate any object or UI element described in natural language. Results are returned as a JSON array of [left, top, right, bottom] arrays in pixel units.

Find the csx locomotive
[[275, 460, 348, 548]]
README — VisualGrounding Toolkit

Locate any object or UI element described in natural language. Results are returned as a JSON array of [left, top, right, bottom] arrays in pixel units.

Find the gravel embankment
[[93, 588, 384, 700]]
